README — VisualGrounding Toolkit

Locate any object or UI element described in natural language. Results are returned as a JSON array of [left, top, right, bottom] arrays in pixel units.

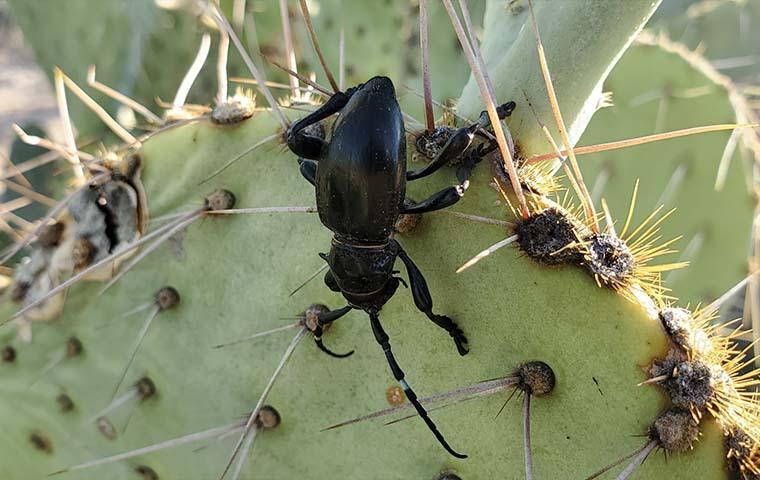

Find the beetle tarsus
[[314, 337, 354, 358], [429, 313, 469, 356], [401, 186, 463, 214], [312, 305, 355, 358], [368, 311, 467, 459], [394, 241, 469, 356]]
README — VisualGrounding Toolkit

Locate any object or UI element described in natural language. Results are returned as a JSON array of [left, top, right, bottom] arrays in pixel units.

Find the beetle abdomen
[[316, 77, 406, 243]]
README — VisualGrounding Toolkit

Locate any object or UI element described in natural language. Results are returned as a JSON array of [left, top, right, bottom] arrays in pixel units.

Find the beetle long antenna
[[2, 210, 201, 325], [230, 429, 259, 480], [217, 30, 230, 105], [526, 123, 756, 165], [523, 394, 534, 480], [199, 133, 279, 185], [49, 422, 244, 475], [323, 374, 519, 431], [204, 2, 289, 130], [585, 441, 654, 480], [219, 329, 307, 479], [57, 68, 139, 146], [456, 235, 518, 273], [526, 0, 598, 232], [278, 0, 299, 99], [53, 69, 86, 183], [289, 263, 329, 297], [213, 322, 302, 348], [110, 306, 160, 399], [419, 0, 434, 132], [297, 0, 339, 92], [0, 173, 110, 265], [442, 0, 530, 220], [87, 66, 162, 125], [173, 33, 211, 113], [615, 440, 657, 480]]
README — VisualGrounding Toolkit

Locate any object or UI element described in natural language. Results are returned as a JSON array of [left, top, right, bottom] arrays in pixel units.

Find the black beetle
[[286, 76, 514, 458]]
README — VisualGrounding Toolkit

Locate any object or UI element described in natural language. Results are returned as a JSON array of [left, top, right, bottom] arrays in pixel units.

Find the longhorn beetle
[[286, 76, 515, 458]]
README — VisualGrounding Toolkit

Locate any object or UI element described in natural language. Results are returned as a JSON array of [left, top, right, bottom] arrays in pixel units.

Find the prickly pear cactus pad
[[3, 1, 760, 479], [0, 113, 727, 479]]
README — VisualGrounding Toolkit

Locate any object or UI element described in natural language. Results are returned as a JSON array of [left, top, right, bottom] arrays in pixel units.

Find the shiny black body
[[286, 76, 514, 458], [317, 78, 406, 243]]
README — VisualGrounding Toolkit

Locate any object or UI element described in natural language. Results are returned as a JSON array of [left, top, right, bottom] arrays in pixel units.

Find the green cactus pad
[[0, 112, 728, 478]]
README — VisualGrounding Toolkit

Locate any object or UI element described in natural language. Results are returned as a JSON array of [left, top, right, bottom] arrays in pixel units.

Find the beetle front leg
[[406, 127, 475, 181], [393, 241, 469, 356], [286, 91, 351, 159], [406, 101, 516, 182]]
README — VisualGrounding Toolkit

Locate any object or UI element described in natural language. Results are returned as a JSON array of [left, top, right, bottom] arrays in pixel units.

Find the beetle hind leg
[[393, 241, 469, 356], [368, 310, 467, 458]]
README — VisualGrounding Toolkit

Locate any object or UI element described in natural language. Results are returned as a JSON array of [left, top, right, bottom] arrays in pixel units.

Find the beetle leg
[[368, 310, 467, 459], [297, 158, 317, 186], [481, 101, 517, 129], [400, 186, 464, 214], [393, 241, 469, 356], [286, 91, 350, 159], [406, 127, 475, 181], [455, 148, 483, 186], [406, 101, 516, 182], [314, 305, 354, 358]]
